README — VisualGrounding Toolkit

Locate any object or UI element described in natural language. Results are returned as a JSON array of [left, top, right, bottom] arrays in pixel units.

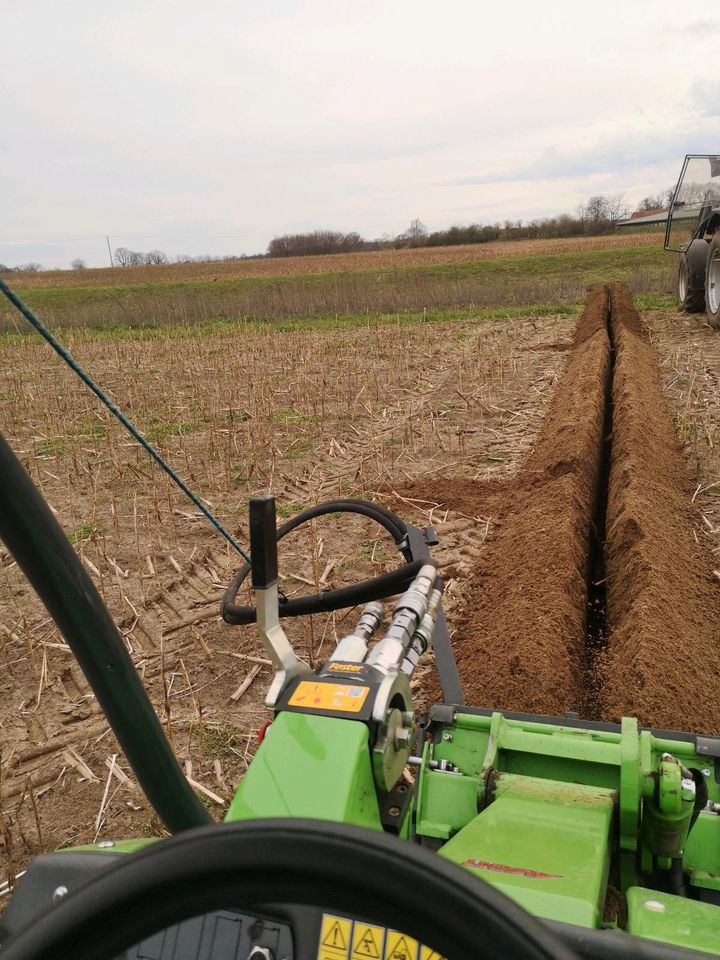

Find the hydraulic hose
[[222, 499, 422, 625]]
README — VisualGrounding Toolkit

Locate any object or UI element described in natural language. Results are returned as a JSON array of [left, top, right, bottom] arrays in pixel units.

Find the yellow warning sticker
[[351, 922, 385, 959], [318, 914, 352, 960], [419, 947, 444, 960], [289, 681, 369, 713], [384, 931, 419, 960], [317, 916, 443, 960]]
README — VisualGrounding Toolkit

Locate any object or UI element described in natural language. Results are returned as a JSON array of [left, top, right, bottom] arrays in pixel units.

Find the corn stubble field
[[1, 233, 718, 895]]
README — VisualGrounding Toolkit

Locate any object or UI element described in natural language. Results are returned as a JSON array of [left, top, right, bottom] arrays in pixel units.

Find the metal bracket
[[404, 522, 463, 705]]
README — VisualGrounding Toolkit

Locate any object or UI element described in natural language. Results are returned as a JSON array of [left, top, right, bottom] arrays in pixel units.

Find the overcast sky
[[2, 1, 719, 268]]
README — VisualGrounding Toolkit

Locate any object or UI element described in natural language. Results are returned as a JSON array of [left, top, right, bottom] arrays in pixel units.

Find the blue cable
[[0, 276, 251, 565]]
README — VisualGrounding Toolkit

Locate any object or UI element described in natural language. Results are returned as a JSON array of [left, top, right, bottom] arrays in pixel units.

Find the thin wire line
[[0, 277, 251, 565]]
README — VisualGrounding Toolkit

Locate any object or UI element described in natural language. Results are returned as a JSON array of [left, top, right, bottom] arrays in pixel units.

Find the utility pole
[[106, 236, 113, 268]]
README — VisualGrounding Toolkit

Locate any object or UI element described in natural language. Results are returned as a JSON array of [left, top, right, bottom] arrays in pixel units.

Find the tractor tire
[[705, 234, 720, 329], [677, 239, 708, 313]]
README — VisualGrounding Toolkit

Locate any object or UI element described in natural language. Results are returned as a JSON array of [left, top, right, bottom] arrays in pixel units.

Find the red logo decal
[[463, 859, 563, 879]]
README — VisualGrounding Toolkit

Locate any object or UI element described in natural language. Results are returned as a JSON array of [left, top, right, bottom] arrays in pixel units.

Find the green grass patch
[[276, 501, 310, 518], [68, 519, 102, 543], [0, 244, 671, 340], [201, 725, 243, 760], [34, 436, 72, 456], [0, 301, 583, 348], [633, 292, 677, 310], [11, 244, 667, 307], [274, 407, 310, 425], [144, 420, 199, 444]]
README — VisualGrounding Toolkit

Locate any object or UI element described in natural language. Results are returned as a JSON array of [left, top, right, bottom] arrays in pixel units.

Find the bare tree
[[407, 218, 428, 239], [606, 192, 629, 222], [583, 195, 610, 224], [268, 230, 368, 257], [145, 249, 168, 265], [114, 247, 133, 267], [70, 257, 87, 270]]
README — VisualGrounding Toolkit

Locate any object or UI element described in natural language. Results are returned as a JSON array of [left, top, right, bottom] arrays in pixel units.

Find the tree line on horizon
[[266, 189, 675, 257], [0, 188, 674, 272]]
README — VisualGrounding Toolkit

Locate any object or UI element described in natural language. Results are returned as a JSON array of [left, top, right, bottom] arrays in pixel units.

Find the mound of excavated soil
[[453, 287, 610, 715], [599, 284, 720, 733]]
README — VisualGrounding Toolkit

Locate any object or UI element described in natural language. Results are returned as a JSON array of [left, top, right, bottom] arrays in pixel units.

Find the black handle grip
[[249, 494, 278, 589]]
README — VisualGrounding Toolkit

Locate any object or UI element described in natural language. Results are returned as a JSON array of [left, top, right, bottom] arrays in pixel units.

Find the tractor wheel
[[705, 234, 720, 329], [677, 240, 707, 313]]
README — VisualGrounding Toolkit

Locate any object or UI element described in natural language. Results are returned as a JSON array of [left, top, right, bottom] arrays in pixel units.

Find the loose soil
[[599, 285, 720, 731], [450, 287, 611, 716]]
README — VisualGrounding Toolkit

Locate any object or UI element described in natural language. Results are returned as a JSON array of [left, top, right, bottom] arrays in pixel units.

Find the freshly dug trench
[[403, 284, 720, 729], [454, 287, 610, 715], [599, 284, 720, 734]]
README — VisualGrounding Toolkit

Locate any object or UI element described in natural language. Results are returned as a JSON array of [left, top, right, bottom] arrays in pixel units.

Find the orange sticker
[[288, 681, 369, 713]]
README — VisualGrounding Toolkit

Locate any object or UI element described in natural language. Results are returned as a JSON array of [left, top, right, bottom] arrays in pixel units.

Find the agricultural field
[[1, 234, 719, 897], [1, 232, 669, 334], [7, 231, 665, 289]]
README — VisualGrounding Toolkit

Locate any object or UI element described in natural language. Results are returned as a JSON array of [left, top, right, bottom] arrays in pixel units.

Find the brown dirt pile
[[454, 287, 610, 714], [599, 284, 720, 733]]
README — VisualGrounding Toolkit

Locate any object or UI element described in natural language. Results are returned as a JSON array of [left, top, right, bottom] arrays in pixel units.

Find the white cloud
[[689, 80, 720, 117], [1, 0, 718, 267]]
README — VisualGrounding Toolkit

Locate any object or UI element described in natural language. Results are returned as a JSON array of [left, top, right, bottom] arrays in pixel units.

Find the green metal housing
[[221, 705, 720, 954]]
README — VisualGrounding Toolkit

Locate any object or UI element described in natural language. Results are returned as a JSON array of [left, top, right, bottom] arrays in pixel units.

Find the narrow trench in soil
[[582, 301, 614, 720]]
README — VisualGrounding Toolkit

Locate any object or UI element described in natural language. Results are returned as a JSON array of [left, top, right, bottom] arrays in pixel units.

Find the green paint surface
[[225, 711, 382, 830]]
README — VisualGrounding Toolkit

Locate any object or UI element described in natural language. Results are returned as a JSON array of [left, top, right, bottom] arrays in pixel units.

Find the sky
[[2, 1, 719, 269]]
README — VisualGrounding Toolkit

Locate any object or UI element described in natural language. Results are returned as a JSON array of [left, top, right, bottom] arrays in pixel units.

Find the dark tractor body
[[665, 154, 720, 327]]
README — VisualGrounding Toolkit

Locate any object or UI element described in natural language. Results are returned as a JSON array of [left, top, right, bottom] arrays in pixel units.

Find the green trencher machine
[[1, 438, 720, 959]]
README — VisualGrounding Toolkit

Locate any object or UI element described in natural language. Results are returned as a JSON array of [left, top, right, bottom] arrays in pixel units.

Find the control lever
[[249, 495, 309, 707]]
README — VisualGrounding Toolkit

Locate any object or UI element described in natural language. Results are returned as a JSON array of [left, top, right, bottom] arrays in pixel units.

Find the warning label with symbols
[[351, 923, 384, 959], [384, 931, 419, 960], [288, 681, 369, 713], [318, 914, 352, 960], [317, 916, 444, 960]]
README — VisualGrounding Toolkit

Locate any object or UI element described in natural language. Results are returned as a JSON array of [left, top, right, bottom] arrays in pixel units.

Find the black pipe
[[0, 433, 211, 833]]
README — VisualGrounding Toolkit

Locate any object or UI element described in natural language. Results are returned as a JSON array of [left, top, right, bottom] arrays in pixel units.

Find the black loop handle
[[221, 499, 420, 625]]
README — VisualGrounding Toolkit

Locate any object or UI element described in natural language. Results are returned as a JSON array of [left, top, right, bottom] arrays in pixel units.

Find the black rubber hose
[[689, 768, 709, 832], [0, 433, 211, 834], [222, 499, 420, 625]]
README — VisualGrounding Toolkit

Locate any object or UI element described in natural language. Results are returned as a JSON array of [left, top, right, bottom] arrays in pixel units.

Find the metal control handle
[[248, 494, 308, 707], [249, 495, 279, 590]]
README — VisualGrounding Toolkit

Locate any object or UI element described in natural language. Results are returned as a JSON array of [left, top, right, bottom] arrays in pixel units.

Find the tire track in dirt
[[429, 284, 720, 732]]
